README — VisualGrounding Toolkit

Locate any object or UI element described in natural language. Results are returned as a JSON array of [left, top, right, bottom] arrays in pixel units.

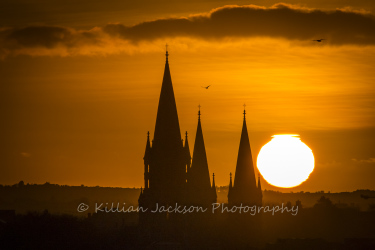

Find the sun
[[257, 135, 314, 188]]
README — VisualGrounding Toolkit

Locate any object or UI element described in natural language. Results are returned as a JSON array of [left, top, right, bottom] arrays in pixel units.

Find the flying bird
[[312, 39, 326, 42], [202, 85, 211, 89]]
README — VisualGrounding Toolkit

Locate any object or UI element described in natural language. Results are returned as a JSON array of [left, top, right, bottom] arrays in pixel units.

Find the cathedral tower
[[139, 49, 187, 210]]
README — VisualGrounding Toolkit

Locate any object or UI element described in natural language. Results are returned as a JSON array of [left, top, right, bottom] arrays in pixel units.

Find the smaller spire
[[165, 43, 169, 61], [212, 173, 217, 202], [258, 172, 263, 203], [258, 172, 262, 190], [184, 131, 189, 148], [212, 173, 216, 188], [243, 103, 246, 119], [198, 104, 201, 120], [144, 131, 151, 162], [228, 172, 233, 202], [140, 187, 143, 194], [184, 131, 191, 167], [145, 131, 151, 149]]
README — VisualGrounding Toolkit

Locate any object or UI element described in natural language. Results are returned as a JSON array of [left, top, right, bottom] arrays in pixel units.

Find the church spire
[[142, 48, 186, 205], [212, 173, 217, 202], [243, 103, 246, 119], [258, 172, 262, 191], [189, 107, 212, 205], [165, 43, 169, 61], [153, 46, 182, 148], [143, 132, 151, 189], [144, 131, 151, 162], [184, 131, 191, 173], [258, 172, 263, 202], [198, 104, 201, 121], [228, 172, 233, 203], [233, 104, 256, 190], [228, 106, 259, 206]]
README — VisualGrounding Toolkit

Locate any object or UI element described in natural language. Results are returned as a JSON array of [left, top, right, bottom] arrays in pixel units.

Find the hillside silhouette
[[1, 187, 375, 249], [1, 182, 375, 215]]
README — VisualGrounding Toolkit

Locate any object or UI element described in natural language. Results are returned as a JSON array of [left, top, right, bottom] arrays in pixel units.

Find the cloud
[[1, 3, 375, 58], [103, 3, 375, 45], [336, 6, 371, 15], [352, 158, 375, 164], [6, 26, 100, 48], [0, 26, 105, 58], [316, 161, 342, 168]]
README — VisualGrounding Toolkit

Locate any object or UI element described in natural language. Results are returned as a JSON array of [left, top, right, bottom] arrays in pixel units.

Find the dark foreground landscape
[[1, 183, 375, 249]]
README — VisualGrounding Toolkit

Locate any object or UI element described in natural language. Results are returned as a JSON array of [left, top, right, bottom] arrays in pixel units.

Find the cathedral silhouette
[[138, 49, 262, 220]]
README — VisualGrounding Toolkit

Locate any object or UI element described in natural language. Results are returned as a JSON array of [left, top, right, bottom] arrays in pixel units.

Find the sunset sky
[[1, 0, 375, 192]]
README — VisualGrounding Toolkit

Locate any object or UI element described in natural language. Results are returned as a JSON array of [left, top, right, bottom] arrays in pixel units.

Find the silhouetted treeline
[[0, 181, 140, 215], [261, 189, 375, 211], [2, 182, 374, 215], [1, 197, 375, 249]]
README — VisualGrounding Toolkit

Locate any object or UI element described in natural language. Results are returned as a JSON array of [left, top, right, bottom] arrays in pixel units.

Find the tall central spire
[[153, 46, 182, 148], [146, 48, 185, 203]]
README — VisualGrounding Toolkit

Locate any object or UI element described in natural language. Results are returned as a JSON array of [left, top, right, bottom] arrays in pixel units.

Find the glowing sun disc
[[257, 134, 314, 188]]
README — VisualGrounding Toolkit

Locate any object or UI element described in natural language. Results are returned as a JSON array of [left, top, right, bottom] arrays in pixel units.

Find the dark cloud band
[[1, 3, 375, 57], [103, 4, 375, 45]]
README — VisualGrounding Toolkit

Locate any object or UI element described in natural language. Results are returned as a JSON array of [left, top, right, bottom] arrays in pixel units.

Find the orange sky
[[1, 1, 375, 192]]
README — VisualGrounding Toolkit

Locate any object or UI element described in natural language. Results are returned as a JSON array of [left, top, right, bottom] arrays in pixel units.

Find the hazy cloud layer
[[0, 26, 103, 58], [352, 158, 375, 164], [1, 4, 375, 57], [6, 26, 100, 48]]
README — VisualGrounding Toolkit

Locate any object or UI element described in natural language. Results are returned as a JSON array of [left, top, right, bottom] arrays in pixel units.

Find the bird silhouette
[[312, 39, 326, 42], [202, 85, 211, 89]]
